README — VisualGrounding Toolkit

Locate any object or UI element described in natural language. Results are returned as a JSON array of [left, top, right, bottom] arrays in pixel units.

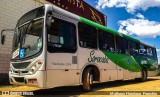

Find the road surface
[[0, 76, 160, 97]]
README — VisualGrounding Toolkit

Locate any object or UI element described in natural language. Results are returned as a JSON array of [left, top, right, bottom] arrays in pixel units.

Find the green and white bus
[[4, 4, 159, 91]]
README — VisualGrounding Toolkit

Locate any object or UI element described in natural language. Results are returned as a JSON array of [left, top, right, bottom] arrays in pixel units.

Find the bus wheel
[[141, 69, 147, 81], [135, 69, 147, 82], [82, 68, 93, 91]]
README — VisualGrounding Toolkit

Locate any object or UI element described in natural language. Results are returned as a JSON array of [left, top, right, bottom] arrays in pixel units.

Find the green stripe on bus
[[80, 17, 119, 35], [122, 33, 140, 43], [103, 51, 141, 72], [103, 51, 157, 72]]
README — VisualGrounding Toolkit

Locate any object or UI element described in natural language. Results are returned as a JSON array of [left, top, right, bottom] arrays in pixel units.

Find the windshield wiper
[[18, 21, 33, 47]]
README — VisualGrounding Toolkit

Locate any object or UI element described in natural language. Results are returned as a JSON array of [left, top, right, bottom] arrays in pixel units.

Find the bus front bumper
[[9, 70, 45, 88]]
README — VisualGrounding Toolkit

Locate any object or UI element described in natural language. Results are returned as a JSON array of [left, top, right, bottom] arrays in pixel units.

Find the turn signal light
[[37, 60, 43, 65]]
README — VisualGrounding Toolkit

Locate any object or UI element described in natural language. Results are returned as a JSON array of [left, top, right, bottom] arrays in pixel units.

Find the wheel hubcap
[[90, 74, 93, 84]]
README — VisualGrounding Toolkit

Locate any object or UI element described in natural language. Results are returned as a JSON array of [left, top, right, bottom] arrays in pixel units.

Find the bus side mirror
[[46, 16, 52, 29], [46, 11, 54, 30], [1, 35, 6, 45]]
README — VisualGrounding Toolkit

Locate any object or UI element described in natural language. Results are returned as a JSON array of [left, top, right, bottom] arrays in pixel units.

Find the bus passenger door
[[45, 16, 79, 88]]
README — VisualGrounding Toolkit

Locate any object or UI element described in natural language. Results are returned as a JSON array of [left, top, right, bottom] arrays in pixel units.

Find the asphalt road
[[0, 76, 160, 97]]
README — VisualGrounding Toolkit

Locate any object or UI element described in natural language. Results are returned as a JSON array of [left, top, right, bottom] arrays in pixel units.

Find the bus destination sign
[[46, 0, 107, 26]]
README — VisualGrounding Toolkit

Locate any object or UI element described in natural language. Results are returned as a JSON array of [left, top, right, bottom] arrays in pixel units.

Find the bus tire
[[141, 69, 147, 81], [135, 69, 147, 82], [82, 68, 93, 91]]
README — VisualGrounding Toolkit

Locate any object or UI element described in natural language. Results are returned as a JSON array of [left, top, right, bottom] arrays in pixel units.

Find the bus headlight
[[29, 60, 43, 74]]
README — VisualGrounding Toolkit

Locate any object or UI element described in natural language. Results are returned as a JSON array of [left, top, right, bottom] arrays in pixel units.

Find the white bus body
[[9, 4, 159, 91]]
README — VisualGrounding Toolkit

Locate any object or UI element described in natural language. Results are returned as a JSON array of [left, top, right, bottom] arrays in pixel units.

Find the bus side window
[[78, 22, 97, 49], [47, 17, 76, 53], [152, 48, 157, 59], [128, 41, 139, 56], [147, 47, 153, 58], [139, 44, 147, 57], [98, 30, 115, 52], [116, 36, 128, 54]]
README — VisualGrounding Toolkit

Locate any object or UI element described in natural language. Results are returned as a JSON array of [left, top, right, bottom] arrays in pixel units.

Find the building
[[0, 0, 50, 84]]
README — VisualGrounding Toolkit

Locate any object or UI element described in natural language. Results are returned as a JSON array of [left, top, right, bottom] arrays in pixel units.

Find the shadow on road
[[24, 78, 159, 97]]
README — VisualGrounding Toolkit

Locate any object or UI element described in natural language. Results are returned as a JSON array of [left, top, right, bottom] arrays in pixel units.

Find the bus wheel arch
[[81, 65, 100, 91]]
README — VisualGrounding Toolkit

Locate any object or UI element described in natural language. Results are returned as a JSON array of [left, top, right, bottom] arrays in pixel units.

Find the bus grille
[[14, 77, 24, 83], [12, 62, 31, 69], [14, 71, 28, 74]]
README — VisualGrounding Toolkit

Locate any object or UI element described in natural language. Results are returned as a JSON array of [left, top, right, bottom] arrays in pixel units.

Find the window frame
[[47, 17, 77, 53], [152, 48, 158, 59], [139, 43, 157, 59], [116, 36, 129, 54], [146, 46, 154, 58], [139, 44, 147, 57], [98, 29, 116, 52], [128, 40, 139, 56], [78, 22, 98, 49]]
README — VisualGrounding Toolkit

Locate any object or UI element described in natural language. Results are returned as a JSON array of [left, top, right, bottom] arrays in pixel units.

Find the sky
[[85, 0, 160, 64]]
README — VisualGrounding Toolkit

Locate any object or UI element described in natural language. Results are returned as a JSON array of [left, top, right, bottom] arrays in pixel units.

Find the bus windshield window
[[12, 19, 43, 59], [47, 18, 76, 53], [17, 6, 44, 27]]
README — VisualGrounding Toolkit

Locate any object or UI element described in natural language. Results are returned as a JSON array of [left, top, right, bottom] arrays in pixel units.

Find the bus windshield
[[11, 6, 45, 60], [12, 18, 43, 59]]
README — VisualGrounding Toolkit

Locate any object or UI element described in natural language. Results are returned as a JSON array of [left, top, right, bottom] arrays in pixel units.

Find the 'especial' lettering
[[88, 50, 109, 63]]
